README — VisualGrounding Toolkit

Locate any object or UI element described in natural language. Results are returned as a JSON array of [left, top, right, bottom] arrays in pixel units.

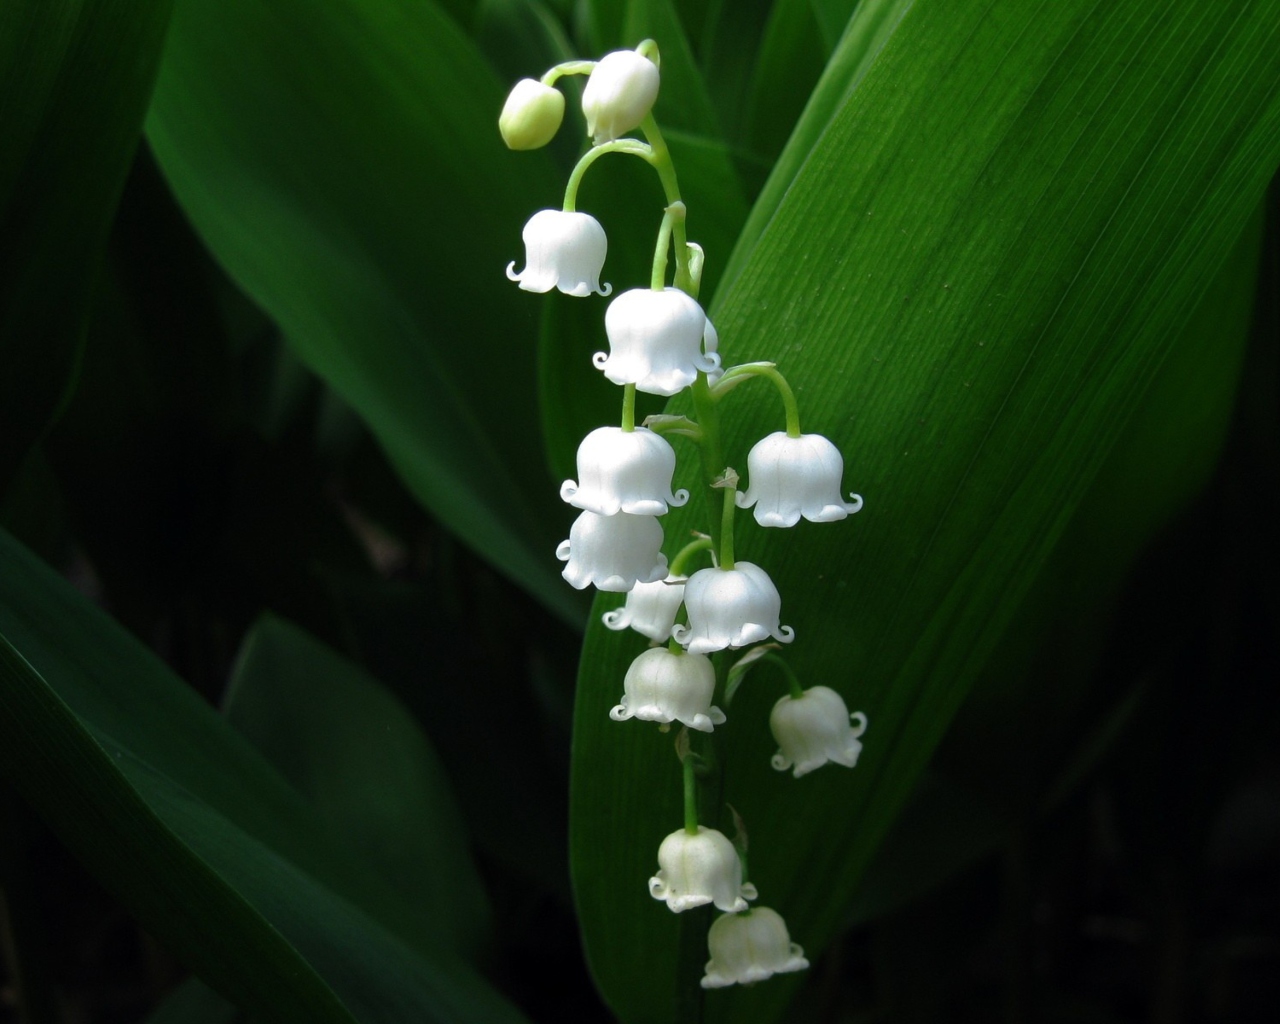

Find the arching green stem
[[669, 535, 714, 577], [620, 384, 637, 432], [760, 652, 805, 700], [650, 201, 686, 290], [690, 372, 725, 557], [716, 473, 738, 571], [710, 362, 802, 437], [540, 60, 596, 87], [682, 743, 698, 834], [563, 139, 654, 212], [638, 115, 693, 295]]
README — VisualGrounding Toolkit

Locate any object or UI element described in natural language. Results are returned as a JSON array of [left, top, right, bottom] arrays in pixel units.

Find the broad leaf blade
[[146, 0, 581, 622], [225, 614, 491, 959], [0, 530, 530, 1024], [0, 0, 173, 483], [568, 1, 1280, 1021]]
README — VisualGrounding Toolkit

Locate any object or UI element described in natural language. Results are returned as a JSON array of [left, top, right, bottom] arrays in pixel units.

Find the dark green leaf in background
[[568, 1, 1280, 1021], [0, 529, 529, 1024], [146, 0, 582, 623], [0, 0, 174, 484], [225, 613, 491, 959]]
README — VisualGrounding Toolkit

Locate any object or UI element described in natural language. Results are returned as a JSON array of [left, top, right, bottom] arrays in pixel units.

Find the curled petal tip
[[559, 480, 579, 503], [609, 704, 632, 721], [671, 623, 691, 644], [505, 261, 521, 282], [776, 625, 796, 643], [671, 488, 690, 507], [555, 539, 571, 561], [602, 609, 628, 630], [592, 351, 609, 369], [771, 752, 790, 772], [847, 493, 864, 513], [598, 281, 613, 296]]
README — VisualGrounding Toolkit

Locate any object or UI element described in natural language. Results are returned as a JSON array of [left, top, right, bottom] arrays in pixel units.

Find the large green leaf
[[0, 0, 173, 483], [567, 1, 1280, 1021], [0, 529, 529, 1024], [146, 0, 582, 623], [225, 613, 491, 958], [719, 0, 914, 293]]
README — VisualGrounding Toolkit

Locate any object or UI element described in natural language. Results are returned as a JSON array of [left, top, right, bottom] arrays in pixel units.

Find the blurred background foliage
[[1, 2, 1278, 1023]]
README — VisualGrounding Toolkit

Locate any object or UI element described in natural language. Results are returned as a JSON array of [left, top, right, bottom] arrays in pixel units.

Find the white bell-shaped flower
[[556, 511, 667, 592], [770, 686, 868, 778], [594, 288, 720, 396], [701, 907, 809, 989], [609, 648, 724, 732], [602, 574, 686, 640], [672, 562, 794, 655], [506, 209, 612, 297], [649, 826, 757, 913], [498, 78, 565, 150], [737, 431, 863, 528], [560, 426, 689, 516], [581, 50, 660, 144]]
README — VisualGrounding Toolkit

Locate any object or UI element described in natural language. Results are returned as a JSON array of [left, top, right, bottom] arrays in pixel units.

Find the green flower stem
[[682, 744, 698, 834], [669, 536, 714, 577], [710, 362, 802, 437], [760, 652, 805, 700], [562, 139, 654, 212], [638, 114, 692, 294], [690, 372, 726, 557], [540, 60, 596, 87], [621, 384, 636, 432], [718, 479, 737, 571], [650, 201, 686, 290]]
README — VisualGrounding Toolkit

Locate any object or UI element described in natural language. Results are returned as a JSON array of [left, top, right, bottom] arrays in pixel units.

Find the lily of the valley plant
[[501, 40, 870, 993]]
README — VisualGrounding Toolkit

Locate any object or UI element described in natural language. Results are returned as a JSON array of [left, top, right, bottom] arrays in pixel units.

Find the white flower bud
[[648, 826, 757, 913], [770, 686, 868, 778], [609, 648, 724, 732], [701, 907, 809, 989], [581, 50, 660, 144], [594, 287, 720, 396], [498, 78, 565, 150], [602, 574, 686, 641], [672, 562, 794, 655], [737, 431, 863, 528], [556, 510, 667, 592], [560, 426, 688, 516], [507, 209, 612, 297]]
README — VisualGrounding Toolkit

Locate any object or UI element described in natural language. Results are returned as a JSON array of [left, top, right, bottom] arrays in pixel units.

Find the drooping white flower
[[594, 288, 720, 396], [581, 50, 660, 144], [770, 686, 868, 778], [602, 574, 686, 640], [671, 562, 794, 655], [498, 78, 565, 150], [506, 209, 612, 297], [649, 826, 757, 913], [701, 907, 809, 989], [560, 426, 689, 516], [610, 648, 724, 732], [737, 431, 863, 528], [556, 511, 666, 592]]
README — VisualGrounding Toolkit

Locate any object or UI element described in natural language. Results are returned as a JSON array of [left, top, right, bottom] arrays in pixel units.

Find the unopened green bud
[[499, 79, 565, 150]]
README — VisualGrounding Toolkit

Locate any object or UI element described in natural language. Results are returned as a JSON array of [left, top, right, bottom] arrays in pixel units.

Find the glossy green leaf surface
[[567, 1, 1280, 1021], [146, 0, 581, 623], [0, 0, 173, 482], [0, 530, 529, 1024], [225, 613, 490, 958]]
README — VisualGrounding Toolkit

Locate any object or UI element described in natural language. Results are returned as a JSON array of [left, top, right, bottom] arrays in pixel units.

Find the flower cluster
[[501, 41, 870, 993]]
